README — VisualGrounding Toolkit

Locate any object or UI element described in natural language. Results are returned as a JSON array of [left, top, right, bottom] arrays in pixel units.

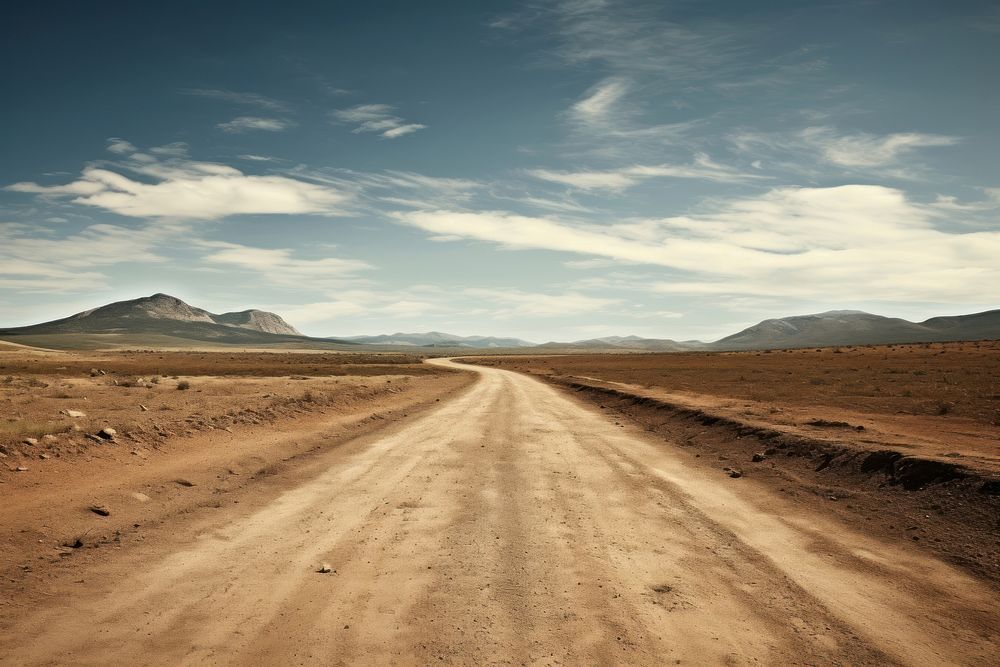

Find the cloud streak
[[527, 153, 764, 191], [331, 104, 426, 139], [217, 116, 292, 133], [392, 184, 1000, 304], [7, 143, 350, 220], [179, 88, 291, 113]]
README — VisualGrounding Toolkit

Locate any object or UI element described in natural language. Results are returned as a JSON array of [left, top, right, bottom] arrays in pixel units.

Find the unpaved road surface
[[4, 360, 998, 666]]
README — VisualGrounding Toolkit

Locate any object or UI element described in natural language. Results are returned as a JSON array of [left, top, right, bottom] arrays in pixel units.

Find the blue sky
[[2, 0, 998, 342]]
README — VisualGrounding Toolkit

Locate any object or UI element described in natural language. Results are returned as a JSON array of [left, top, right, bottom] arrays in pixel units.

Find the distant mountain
[[0, 293, 330, 347], [711, 309, 1000, 350], [4, 296, 998, 352], [340, 331, 535, 348], [537, 335, 700, 352]]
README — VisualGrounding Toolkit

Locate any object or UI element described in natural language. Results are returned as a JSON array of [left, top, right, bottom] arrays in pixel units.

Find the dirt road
[[4, 360, 998, 666]]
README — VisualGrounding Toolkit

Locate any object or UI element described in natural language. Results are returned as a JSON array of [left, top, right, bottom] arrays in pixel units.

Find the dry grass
[[470, 340, 1000, 427], [0, 349, 454, 456]]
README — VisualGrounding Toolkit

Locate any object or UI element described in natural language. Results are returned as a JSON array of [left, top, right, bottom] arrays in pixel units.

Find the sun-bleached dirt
[[2, 360, 998, 665]]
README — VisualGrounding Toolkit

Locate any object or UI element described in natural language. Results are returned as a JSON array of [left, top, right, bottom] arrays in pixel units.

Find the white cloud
[[731, 126, 960, 171], [381, 123, 427, 139], [570, 77, 629, 127], [106, 138, 137, 154], [391, 184, 1000, 304], [331, 104, 426, 139], [528, 169, 635, 191], [527, 153, 764, 191], [201, 241, 372, 291], [0, 221, 179, 293], [7, 146, 351, 220], [292, 167, 479, 209], [179, 88, 290, 113], [462, 288, 617, 317], [217, 116, 291, 133], [800, 127, 959, 167], [150, 142, 190, 157]]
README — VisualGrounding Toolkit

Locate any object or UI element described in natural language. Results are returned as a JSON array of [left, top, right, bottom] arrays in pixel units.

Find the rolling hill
[[0, 293, 356, 349], [2, 295, 998, 352], [711, 309, 1000, 350]]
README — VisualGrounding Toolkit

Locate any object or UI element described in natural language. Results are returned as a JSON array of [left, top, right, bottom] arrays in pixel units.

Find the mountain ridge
[[340, 331, 536, 348], [1, 296, 998, 351], [0, 293, 312, 345]]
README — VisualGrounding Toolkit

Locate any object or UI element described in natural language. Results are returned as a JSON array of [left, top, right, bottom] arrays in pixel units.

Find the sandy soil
[[470, 341, 1000, 473], [2, 360, 997, 665]]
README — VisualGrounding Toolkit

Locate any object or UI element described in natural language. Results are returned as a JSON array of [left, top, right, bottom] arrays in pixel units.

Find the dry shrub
[[177, 380, 191, 391]]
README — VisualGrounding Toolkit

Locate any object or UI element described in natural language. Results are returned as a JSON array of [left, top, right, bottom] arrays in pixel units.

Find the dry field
[[470, 340, 1000, 427], [1, 344, 998, 665], [0, 347, 472, 632]]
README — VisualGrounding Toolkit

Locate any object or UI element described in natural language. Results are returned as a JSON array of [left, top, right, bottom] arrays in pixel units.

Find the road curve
[[4, 359, 998, 666]]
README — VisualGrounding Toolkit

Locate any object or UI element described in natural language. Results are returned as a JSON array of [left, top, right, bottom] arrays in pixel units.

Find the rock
[[42, 434, 58, 443], [318, 563, 333, 573], [15, 466, 28, 472], [85, 433, 104, 444], [728, 469, 743, 479], [89, 505, 111, 516], [62, 409, 87, 418], [97, 428, 116, 440], [39, 453, 51, 460], [139, 404, 149, 412], [22, 437, 39, 446], [132, 492, 150, 502], [751, 453, 766, 462], [174, 479, 196, 487]]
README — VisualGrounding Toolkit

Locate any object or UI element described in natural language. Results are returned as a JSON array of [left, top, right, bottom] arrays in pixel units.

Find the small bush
[[177, 380, 191, 391]]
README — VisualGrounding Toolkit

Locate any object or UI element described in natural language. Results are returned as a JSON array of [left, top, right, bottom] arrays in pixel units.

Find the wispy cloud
[[392, 184, 1000, 304], [527, 153, 764, 191], [106, 138, 137, 155], [6, 141, 350, 220], [461, 288, 617, 317], [731, 126, 960, 171], [0, 221, 180, 292], [569, 76, 630, 128], [331, 104, 426, 139], [200, 241, 371, 290], [217, 116, 292, 133], [291, 167, 479, 209], [179, 88, 291, 113], [799, 127, 959, 168]]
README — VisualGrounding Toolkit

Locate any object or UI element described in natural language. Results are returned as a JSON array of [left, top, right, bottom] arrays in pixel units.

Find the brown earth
[[1, 355, 998, 665], [466, 342, 1000, 586]]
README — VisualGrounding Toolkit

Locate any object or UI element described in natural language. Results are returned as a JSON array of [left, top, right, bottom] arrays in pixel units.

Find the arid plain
[[1, 341, 998, 665]]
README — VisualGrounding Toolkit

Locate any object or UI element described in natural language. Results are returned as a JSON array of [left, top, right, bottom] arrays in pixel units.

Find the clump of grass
[[935, 402, 952, 416], [177, 380, 191, 391]]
